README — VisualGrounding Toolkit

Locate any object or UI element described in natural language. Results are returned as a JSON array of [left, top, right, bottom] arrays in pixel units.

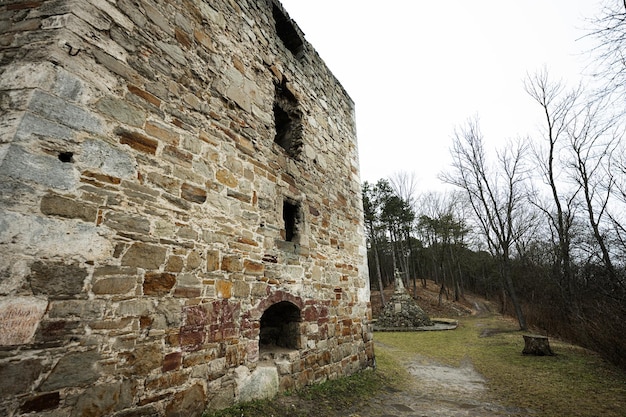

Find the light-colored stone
[[0, 1, 373, 415], [236, 365, 279, 403], [0, 297, 47, 345]]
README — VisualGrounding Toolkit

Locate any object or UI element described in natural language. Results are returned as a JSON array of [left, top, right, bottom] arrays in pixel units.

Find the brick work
[[0, 0, 373, 415]]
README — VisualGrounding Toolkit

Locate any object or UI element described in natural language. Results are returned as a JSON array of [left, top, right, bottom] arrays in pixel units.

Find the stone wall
[[0, 1, 374, 416]]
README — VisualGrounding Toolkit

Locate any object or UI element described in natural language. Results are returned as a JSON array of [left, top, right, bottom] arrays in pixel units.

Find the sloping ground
[[370, 280, 485, 320], [206, 283, 626, 417]]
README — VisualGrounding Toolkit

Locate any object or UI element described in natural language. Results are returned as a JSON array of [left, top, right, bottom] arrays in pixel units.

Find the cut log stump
[[522, 334, 554, 356]]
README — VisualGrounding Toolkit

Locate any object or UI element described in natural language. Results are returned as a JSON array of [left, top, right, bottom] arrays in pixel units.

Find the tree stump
[[522, 334, 554, 356]]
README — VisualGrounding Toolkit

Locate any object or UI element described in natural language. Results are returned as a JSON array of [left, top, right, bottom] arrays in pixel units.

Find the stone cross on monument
[[394, 269, 405, 294]]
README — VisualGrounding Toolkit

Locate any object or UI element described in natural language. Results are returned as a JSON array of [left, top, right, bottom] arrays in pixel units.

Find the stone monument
[[375, 270, 433, 330]]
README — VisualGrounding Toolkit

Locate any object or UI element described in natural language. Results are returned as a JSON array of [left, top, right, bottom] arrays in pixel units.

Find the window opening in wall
[[273, 81, 302, 158], [272, 3, 304, 58], [283, 200, 299, 242], [259, 301, 301, 356], [58, 151, 73, 163]]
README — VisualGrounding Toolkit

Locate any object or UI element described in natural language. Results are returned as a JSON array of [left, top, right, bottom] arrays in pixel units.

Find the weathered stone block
[[15, 112, 74, 142], [96, 96, 146, 127], [93, 276, 136, 295], [164, 383, 206, 417], [143, 272, 176, 296], [215, 280, 232, 299], [206, 250, 220, 271], [48, 299, 104, 320], [116, 299, 153, 317], [215, 168, 238, 187], [0, 145, 78, 191], [116, 128, 158, 155], [29, 260, 87, 298], [39, 350, 101, 391], [71, 380, 133, 417], [162, 351, 182, 372], [28, 90, 102, 134], [103, 211, 150, 234], [181, 182, 206, 204], [243, 259, 264, 275], [81, 138, 136, 179], [237, 365, 279, 403], [128, 85, 161, 107], [0, 358, 44, 397], [40, 194, 97, 222], [221, 254, 242, 272], [165, 255, 184, 272], [19, 392, 60, 414], [121, 243, 167, 269], [232, 280, 250, 298], [0, 296, 48, 345], [121, 343, 162, 376]]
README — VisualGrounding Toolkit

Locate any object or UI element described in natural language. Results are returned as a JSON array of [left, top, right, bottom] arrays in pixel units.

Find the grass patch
[[375, 314, 626, 417], [204, 313, 626, 417], [203, 368, 389, 417]]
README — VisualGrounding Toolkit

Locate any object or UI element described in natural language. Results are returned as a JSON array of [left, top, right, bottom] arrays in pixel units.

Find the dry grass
[[205, 281, 626, 417], [375, 313, 626, 417]]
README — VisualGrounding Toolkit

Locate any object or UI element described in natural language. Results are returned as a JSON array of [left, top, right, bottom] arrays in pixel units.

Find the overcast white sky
[[279, 0, 601, 192]]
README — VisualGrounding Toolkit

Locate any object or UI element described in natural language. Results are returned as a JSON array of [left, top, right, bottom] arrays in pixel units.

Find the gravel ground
[[341, 343, 535, 417]]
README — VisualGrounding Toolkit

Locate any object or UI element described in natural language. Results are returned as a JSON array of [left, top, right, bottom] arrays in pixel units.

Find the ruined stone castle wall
[[0, 0, 373, 415]]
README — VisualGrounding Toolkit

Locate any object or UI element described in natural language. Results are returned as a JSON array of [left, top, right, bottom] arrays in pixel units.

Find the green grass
[[203, 367, 388, 417], [375, 314, 626, 417], [204, 313, 626, 417]]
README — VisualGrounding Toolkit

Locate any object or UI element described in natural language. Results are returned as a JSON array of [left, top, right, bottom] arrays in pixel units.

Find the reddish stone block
[[221, 254, 242, 272], [8, 2, 42, 10], [143, 272, 176, 296], [140, 316, 153, 329], [179, 327, 204, 352], [162, 352, 182, 372], [82, 171, 122, 185], [116, 128, 158, 155], [243, 259, 264, 275], [181, 183, 206, 204], [175, 27, 192, 48], [183, 305, 208, 327], [128, 85, 161, 108], [303, 306, 318, 322]]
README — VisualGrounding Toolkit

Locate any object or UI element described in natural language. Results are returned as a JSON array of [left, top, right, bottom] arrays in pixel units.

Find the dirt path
[[343, 342, 535, 417]]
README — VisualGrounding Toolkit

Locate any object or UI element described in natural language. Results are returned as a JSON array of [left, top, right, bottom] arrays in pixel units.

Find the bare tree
[[389, 171, 420, 289], [389, 171, 419, 209], [587, 0, 626, 102], [525, 70, 581, 301], [527, 69, 623, 292], [569, 98, 621, 284], [440, 118, 534, 330]]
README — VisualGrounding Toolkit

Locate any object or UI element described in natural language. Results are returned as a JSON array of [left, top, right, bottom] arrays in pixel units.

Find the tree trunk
[[373, 242, 385, 305], [503, 259, 527, 330]]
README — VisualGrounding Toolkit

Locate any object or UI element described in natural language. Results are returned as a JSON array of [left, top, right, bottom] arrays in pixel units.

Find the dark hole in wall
[[283, 200, 299, 242], [58, 152, 73, 163], [273, 81, 302, 158], [272, 3, 304, 58], [259, 301, 301, 350], [273, 103, 292, 151]]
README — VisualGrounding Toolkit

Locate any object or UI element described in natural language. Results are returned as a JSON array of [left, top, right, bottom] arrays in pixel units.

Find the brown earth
[[370, 280, 491, 320], [348, 282, 533, 417]]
